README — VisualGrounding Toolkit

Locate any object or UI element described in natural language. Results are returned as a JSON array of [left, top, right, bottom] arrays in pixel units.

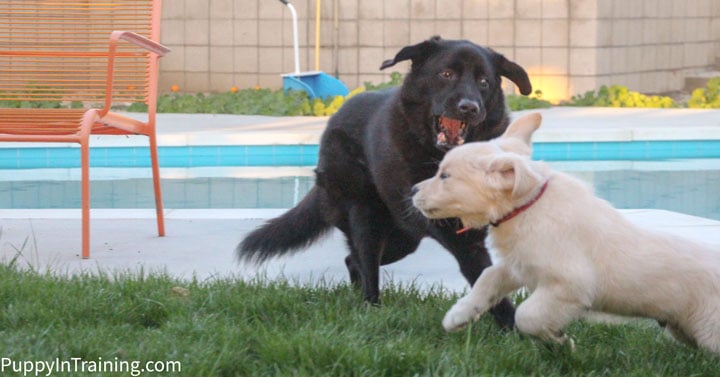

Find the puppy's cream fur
[[412, 113, 720, 354]]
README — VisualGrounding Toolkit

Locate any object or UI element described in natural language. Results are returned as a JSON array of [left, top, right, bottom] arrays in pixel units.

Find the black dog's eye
[[439, 70, 454, 79], [478, 78, 489, 89]]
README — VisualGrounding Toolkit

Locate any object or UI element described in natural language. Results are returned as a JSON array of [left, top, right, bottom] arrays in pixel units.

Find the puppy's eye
[[439, 171, 450, 180], [478, 78, 489, 89], [439, 70, 454, 79]]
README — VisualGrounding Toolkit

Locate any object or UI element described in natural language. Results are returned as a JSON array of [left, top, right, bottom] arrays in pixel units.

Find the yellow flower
[[346, 86, 366, 99], [312, 100, 326, 116]]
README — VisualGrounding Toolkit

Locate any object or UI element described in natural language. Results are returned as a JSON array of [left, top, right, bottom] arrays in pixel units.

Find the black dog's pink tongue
[[437, 116, 465, 145]]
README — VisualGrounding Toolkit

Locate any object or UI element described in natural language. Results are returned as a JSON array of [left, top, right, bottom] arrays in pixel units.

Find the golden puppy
[[412, 113, 720, 354]]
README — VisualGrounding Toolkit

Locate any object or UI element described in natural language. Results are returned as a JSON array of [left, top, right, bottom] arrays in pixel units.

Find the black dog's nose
[[458, 99, 480, 115]]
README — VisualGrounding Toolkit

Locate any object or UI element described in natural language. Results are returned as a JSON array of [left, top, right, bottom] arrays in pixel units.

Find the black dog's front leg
[[347, 204, 391, 304], [429, 222, 516, 330]]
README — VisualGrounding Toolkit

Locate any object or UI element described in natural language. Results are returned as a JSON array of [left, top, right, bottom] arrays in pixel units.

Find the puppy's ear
[[487, 154, 542, 198], [491, 50, 532, 95], [486, 155, 516, 192], [502, 112, 542, 145], [380, 36, 442, 70]]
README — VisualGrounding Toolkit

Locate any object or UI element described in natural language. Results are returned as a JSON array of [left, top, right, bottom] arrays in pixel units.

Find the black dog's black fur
[[237, 36, 531, 329]]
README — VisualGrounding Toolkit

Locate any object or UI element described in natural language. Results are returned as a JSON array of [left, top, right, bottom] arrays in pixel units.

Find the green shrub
[[564, 85, 676, 108], [688, 77, 720, 108], [7, 78, 705, 115], [0, 84, 66, 109], [364, 71, 403, 91], [127, 74, 407, 117], [507, 90, 553, 111], [128, 89, 315, 116]]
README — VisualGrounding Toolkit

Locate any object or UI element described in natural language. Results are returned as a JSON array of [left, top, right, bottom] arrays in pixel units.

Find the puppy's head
[[412, 112, 544, 228]]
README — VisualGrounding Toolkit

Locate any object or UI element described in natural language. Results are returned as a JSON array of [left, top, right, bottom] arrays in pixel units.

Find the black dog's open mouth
[[435, 116, 467, 148]]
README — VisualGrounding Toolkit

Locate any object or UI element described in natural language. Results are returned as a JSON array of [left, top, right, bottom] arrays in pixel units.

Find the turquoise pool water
[[1, 140, 720, 169], [1, 160, 719, 221]]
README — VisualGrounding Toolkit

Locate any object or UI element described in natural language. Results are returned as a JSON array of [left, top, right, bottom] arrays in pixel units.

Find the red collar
[[456, 180, 549, 234], [490, 180, 549, 227]]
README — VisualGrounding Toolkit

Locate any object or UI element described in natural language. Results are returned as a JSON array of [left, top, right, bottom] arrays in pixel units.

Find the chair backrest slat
[[0, 0, 156, 105]]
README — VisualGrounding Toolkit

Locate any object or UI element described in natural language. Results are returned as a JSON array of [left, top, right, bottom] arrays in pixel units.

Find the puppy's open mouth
[[435, 116, 467, 148]]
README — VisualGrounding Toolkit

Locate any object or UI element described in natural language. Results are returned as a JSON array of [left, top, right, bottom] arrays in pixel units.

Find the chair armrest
[[110, 31, 171, 57], [101, 31, 170, 116]]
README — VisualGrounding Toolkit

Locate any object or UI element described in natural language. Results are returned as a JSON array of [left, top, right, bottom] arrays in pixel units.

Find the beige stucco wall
[[160, 0, 720, 102]]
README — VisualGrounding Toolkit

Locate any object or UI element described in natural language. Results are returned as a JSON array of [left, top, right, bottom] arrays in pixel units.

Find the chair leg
[[80, 139, 91, 259], [149, 133, 165, 237]]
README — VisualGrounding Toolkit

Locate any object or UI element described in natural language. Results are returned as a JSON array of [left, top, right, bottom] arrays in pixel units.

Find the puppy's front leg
[[515, 286, 584, 351], [443, 264, 520, 331]]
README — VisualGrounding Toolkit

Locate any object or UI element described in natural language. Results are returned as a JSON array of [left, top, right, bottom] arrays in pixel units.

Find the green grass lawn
[[0, 263, 718, 376]]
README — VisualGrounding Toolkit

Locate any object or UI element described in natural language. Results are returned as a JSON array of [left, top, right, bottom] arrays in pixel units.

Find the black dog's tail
[[236, 186, 332, 263]]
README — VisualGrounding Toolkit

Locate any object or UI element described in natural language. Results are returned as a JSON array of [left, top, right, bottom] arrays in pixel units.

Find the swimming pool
[[1, 160, 719, 221]]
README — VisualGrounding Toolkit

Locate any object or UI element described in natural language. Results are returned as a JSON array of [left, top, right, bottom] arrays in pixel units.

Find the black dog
[[237, 36, 531, 329]]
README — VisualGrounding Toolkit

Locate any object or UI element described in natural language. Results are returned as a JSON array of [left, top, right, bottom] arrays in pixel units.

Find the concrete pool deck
[[111, 107, 720, 146], [5, 107, 720, 148], [1, 107, 720, 292]]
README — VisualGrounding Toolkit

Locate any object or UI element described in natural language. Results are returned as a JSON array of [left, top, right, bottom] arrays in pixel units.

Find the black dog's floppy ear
[[380, 36, 442, 70], [491, 50, 532, 95]]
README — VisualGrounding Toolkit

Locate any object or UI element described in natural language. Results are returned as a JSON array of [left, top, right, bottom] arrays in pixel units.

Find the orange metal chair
[[0, 1, 170, 258]]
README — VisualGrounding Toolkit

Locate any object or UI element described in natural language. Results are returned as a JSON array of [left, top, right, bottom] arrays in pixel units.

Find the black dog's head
[[381, 36, 532, 151]]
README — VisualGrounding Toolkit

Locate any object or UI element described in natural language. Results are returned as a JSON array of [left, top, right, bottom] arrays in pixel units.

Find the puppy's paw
[[442, 296, 483, 332], [556, 331, 576, 353], [541, 332, 576, 353], [567, 337, 576, 353]]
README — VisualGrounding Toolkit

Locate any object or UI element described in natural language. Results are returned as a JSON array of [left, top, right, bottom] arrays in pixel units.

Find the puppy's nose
[[458, 99, 480, 115]]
